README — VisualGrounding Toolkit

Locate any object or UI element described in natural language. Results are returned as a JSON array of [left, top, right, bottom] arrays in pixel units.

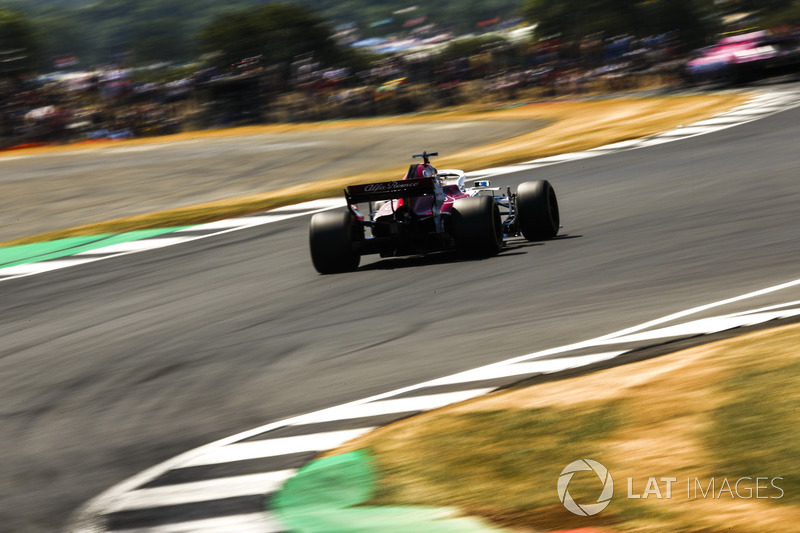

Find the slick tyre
[[517, 180, 560, 241], [452, 195, 502, 257], [309, 211, 361, 274]]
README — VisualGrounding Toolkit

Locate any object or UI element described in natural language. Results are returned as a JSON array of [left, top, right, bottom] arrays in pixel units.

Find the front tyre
[[517, 180, 560, 241], [452, 195, 502, 257], [309, 211, 361, 274]]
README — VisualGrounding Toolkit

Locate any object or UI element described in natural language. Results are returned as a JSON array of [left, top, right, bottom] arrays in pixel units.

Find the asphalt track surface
[[1, 90, 800, 532]]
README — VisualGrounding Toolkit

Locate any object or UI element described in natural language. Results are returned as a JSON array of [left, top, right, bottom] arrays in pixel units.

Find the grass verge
[[329, 323, 800, 532], [1, 92, 747, 247]]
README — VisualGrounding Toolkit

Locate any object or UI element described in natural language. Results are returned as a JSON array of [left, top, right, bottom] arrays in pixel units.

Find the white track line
[[115, 513, 285, 533], [594, 278, 800, 342], [182, 428, 376, 467], [423, 351, 626, 387], [0, 259, 89, 275], [593, 309, 800, 345], [77, 238, 194, 255], [107, 471, 295, 512], [289, 389, 496, 426]]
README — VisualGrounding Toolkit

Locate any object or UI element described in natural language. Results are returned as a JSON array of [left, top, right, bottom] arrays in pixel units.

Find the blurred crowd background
[[1, 0, 799, 149]]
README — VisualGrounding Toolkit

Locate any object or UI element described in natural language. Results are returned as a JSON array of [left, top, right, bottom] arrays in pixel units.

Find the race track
[[1, 87, 799, 532], [0, 118, 544, 244]]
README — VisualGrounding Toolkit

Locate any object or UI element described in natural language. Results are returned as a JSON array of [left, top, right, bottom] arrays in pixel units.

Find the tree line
[[0, 0, 524, 70], [0, 0, 798, 76], [525, 0, 800, 47]]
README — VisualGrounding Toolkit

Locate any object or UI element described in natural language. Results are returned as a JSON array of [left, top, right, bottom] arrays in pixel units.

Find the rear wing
[[345, 177, 436, 204]]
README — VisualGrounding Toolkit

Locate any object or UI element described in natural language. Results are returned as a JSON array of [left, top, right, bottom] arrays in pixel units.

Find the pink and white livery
[[309, 151, 560, 274]]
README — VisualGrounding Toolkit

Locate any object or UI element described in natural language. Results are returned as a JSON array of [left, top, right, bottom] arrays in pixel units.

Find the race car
[[684, 31, 800, 85], [309, 151, 560, 274]]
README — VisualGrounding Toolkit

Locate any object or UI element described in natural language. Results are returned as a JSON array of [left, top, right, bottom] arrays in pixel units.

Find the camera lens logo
[[557, 459, 614, 516]]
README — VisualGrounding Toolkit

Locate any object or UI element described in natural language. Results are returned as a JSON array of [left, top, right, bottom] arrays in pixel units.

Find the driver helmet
[[416, 163, 437, 178]]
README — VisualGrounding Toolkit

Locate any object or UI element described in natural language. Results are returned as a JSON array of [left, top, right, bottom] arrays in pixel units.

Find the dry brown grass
[[330, 323, 800, 532]]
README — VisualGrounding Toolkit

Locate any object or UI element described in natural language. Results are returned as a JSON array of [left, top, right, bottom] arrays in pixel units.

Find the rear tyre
[[517, 180, 560, 241], [309, 211, 361, 274], [452, 195, 502, 257]]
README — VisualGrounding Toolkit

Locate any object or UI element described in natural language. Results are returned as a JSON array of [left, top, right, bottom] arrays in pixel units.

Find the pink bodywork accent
[[374, 183, 467, 217], [687, 31, 774, 68]]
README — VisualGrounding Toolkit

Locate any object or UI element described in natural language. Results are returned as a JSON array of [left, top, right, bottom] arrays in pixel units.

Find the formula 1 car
[[684, 31, 800, 85], [309, 151, 560, 274]]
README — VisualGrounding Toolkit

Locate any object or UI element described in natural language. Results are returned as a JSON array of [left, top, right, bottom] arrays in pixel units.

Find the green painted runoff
[[0, 227, 189, 268]]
